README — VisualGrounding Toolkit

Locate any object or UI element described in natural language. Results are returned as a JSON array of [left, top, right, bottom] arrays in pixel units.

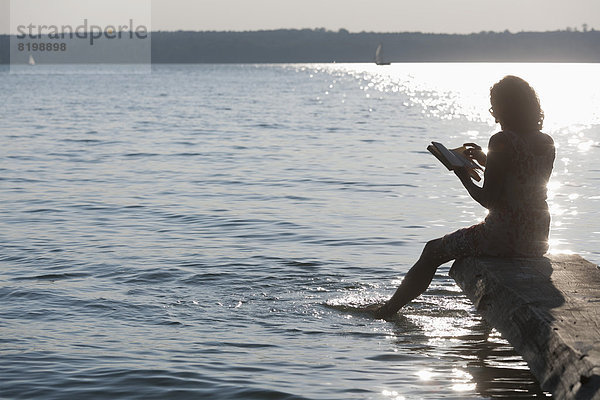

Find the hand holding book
[[427, 141, 484, 182], [463, 142, 487, 167]]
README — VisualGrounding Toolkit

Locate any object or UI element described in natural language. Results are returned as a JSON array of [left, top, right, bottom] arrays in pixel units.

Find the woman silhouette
[[374, 75, 555, 319]]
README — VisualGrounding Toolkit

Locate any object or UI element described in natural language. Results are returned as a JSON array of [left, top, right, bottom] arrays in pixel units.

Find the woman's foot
[[365, 303, 394, 319]]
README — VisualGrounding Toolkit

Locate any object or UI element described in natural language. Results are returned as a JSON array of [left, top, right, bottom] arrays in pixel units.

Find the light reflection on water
[[311, 62, 600, 129]]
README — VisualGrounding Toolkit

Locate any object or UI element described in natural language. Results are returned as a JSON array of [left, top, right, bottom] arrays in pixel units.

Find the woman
[[373, 75, 555, 319]]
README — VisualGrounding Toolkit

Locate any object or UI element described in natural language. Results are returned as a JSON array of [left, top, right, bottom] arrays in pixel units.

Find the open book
[[427, 141, 483, 182]]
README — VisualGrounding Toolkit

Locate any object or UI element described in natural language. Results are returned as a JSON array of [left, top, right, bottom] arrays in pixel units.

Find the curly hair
[[490, 75, 544, 131]]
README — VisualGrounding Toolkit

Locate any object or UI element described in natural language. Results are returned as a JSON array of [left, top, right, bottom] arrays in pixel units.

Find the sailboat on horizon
[[28, 54, 35, 66], [375, 43, 391, 65]]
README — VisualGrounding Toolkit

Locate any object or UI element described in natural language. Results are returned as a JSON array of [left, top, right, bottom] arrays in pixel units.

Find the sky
[[1, 0, 600, 34]]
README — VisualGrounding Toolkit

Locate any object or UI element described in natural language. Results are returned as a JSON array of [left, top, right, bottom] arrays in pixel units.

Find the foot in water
[[364, 303, 395, 320]]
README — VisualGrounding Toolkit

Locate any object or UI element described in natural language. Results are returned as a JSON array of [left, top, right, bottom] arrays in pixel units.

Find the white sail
[[375, 44, 383, 64], [28, 54, 35, 65], [375, 43, 390, 65]]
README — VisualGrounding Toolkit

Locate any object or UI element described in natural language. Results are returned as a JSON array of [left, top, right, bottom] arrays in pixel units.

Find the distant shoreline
[[2, 29, 600, 64]]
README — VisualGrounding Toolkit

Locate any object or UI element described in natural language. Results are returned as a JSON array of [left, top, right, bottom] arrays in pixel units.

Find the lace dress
[[442, 130, 555, 258]]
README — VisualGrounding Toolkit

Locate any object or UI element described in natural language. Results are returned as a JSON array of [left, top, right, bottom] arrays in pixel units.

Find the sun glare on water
[[321, 62, 600, 129]]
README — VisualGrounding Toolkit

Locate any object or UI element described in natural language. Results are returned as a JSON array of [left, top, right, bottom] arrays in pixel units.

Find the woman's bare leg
[[375, 238, 453, 318]]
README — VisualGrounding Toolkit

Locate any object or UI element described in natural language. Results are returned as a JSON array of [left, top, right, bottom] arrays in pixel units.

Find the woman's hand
[[454, 166, 472, 183], [463, 142, 487, 167]]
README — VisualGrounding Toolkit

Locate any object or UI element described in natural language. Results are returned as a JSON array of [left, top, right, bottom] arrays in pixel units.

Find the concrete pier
[[449, 254, 600, 399]]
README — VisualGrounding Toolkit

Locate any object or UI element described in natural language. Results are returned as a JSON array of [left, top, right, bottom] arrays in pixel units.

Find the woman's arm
[[455, 133, 509, 209]]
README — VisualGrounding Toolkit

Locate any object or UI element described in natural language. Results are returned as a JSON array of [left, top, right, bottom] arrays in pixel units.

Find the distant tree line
[[1, 28, 600, 64]]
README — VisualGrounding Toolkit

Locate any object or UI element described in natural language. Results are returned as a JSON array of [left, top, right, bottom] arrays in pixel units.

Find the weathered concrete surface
[[449, 254, 600, 400]]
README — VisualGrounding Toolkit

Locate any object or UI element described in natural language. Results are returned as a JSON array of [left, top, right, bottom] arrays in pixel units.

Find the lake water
[[1, 63, 599, 399]]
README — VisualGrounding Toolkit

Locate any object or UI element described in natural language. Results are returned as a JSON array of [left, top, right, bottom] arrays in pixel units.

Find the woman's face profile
[[489, 75, 543, 131]]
